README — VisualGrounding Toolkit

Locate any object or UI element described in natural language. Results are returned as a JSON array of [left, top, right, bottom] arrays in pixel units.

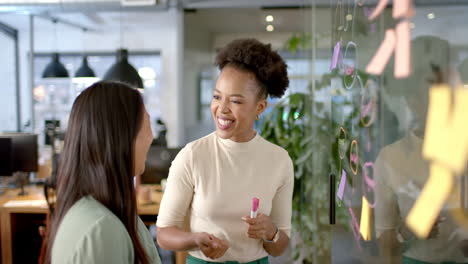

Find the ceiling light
[[33, 85, 46, 101], [103, 49, 144, 88], [265, 15, 274, 22], [42, 20, 69, 78], [427, 13, 435, 19], [75, 56, 96, 78], [75, 29, 96, 78], [42, 53, 69, 78], [266, 25, 274, 32]]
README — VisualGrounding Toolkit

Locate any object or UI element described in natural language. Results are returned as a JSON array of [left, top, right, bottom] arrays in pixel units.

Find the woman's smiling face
[[211, 66, 267, 142]]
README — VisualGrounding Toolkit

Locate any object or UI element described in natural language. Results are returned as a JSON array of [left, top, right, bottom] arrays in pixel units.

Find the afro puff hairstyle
[[214, 38, 289, 99]]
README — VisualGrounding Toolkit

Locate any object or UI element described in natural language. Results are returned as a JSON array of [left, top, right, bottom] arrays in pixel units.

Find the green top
[[51, 196, 161, 264]]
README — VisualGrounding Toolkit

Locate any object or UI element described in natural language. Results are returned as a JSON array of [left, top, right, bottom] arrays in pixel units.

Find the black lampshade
[[103, 49, 143, 88], [42, 53, 69, 78], [74, 56, 96, 78]]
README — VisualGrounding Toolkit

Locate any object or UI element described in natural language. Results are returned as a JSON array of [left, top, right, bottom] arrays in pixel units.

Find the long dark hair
[[41, 81, 150, 264]]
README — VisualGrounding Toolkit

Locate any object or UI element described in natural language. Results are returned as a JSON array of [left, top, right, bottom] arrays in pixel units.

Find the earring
[[256, 115, 260, 121]]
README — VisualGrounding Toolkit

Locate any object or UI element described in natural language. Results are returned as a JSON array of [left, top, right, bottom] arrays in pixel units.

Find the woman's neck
[[229, 129, 257, 143]]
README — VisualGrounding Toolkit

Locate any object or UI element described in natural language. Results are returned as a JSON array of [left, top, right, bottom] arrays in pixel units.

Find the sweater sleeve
[[269, 154, 294, 238], [156, 144, 195, 229]]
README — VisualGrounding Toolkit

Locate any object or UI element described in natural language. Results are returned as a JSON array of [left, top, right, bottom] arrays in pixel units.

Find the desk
[[0, 185, 185, 264]]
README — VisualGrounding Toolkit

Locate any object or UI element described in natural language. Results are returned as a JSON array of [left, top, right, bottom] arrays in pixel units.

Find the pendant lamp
[[42, 20, 69, 78], [103, 49, 143, 88], [75, 29, 96, 78], [42, 53, 69, 78], [75, 56, 96, 78]]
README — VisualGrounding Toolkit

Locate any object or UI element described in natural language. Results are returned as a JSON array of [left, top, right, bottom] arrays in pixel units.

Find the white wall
[[183, 14, 215, 143], [0, 8, 185, 146], [0, 30, 18, 132]]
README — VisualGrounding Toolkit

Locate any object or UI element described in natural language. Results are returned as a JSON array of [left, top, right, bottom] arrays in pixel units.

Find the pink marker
[[251, 197, 260, 218]]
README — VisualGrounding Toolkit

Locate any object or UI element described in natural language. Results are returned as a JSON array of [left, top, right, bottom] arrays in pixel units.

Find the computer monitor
[[0, 133, 38, 173], [140, 146, 181, 184], [0, 138, 13, 176]]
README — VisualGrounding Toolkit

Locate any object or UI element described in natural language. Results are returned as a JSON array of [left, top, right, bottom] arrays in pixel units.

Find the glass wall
[[301, 0, 468, 263]]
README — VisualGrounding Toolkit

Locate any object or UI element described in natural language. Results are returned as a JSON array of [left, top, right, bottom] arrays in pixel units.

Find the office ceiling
[[0, 0, 467, 45], [181, 0, 468, 8], [0, 0, 467, 13]]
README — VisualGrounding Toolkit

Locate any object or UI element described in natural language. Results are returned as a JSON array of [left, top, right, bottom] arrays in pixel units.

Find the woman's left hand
[[242, 214, 277, 240]]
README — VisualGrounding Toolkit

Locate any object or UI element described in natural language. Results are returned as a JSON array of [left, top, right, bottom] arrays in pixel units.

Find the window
[[0, 22, 19, 132], [33, 51, 162, 148]]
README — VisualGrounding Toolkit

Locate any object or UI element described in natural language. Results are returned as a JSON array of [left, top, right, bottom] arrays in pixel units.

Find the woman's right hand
[[194, 232, 229, 259]]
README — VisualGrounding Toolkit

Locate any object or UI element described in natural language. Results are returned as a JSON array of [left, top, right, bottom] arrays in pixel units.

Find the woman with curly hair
[[156, 38, 293, 263]]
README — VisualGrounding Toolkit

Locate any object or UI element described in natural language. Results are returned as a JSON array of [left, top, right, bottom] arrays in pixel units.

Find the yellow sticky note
[[423, 86, 468, 174], [360, 196, 372, 241], [406, 163, 454, 238]]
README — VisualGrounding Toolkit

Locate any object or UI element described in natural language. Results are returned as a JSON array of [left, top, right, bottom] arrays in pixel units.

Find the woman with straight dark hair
[[40, 81, 161, 264]]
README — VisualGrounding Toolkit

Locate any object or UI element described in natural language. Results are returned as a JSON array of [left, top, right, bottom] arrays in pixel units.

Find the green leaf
[[296, 148, 313, 164], [289, 93, 304, 108], [300, 135, 314, 147]]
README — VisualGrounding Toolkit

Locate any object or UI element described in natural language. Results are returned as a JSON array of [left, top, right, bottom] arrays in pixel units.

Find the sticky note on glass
[[394, 20, 411, 78], [360, 196, 372, 241], [366, 29, 396, 75], [393, 0, 415, 19], [366, 24, 411, 78], [369, 0, 414, 20], [423, 86, 468, 174], [337, 169, 347, 201], [330, 41, 341, 70], [406, 163, 454, 238]]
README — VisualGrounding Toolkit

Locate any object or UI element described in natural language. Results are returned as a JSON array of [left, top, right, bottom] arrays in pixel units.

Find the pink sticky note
[[337, 169, 347, 200], [368, 0, 389, 21], [393, 0, 415, 19], [330, 41, 341, 70], [394, 20, 411, 78], [366, 29, 396, 75]]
